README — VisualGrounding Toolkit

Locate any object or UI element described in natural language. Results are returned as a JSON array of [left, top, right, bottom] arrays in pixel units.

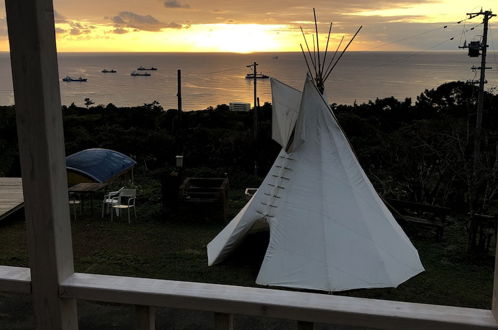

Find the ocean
[[0, 51, 496, 110]]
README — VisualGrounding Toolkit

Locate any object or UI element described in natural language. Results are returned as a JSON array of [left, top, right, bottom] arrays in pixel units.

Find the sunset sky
[[0, 0, 496, 52]]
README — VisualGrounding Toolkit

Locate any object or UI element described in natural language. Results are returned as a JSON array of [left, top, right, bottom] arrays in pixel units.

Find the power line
[[370, 24, 450, 50], [487, 27, 498, 84], [363, 36, 458, 70], [370, 15, 480, 51], [200, 66, 245, 75], [461, 10, 496, 176], [465, 23, 484, 33]]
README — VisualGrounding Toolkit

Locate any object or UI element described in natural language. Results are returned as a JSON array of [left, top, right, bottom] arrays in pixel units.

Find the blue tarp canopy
[[66, 148, 136, 183]]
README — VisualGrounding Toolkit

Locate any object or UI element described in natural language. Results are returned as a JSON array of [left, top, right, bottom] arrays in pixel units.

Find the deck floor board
[[0, 178, 23, 221]]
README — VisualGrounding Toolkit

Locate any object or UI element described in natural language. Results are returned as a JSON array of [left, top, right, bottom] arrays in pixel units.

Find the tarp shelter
[[66, 148, 136, 185], [207, 76, 424, 292]]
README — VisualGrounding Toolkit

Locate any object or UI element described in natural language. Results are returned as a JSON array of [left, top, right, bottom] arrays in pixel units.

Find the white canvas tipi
[[207, 76, 424, 292]]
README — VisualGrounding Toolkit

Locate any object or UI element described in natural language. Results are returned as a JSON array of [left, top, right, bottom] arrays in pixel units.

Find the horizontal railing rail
[[0, 266, 31, 294], [2, 267, 498, 329], [56, 272, 496, 330]]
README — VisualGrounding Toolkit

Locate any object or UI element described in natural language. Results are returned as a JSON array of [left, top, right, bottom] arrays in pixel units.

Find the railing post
[[134, 305, 155, 330], [214, 312, 233, 330], [297, 320, 314, 330], [5, 0, 78, 328], [493, 230, 498, 320]]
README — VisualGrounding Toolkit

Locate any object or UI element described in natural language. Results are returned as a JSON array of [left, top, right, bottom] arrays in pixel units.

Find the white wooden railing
[[2, 265, 498, 329], [1, 0, 498, 329]]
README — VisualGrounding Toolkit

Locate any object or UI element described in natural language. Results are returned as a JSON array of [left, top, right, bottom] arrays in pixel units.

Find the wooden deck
[[0, 178, 23, 221]]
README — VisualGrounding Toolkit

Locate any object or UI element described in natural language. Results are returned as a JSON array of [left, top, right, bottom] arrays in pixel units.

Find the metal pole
[[177, 69, 182, 114], [253, 62, 258, 175], [253, 62, 257, 137], [176, 69, 183, 155], [246, 61, 260, 175]]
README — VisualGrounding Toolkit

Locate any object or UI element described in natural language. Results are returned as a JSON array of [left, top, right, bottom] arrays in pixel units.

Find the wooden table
[[68, 183, 108, 193], [68, 182, 108, 214]]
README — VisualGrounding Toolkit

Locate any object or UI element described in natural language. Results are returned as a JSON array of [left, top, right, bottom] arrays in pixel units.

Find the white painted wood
[[214, 312, 233, 330], [61, 273, 498, 330], [493, 237, 498, 320], [5, 0, 78, 328], [0, 266, 31, 294], [134, 305, 155, 330]]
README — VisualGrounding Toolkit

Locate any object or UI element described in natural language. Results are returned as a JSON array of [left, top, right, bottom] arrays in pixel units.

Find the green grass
[[0, 184, 495, 328]]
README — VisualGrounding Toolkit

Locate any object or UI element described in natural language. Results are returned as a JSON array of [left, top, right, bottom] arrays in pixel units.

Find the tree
[[84, 98, 94, 108]]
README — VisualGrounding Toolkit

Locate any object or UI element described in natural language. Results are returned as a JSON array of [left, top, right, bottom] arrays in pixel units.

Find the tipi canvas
[[207, 76, 424, 292]]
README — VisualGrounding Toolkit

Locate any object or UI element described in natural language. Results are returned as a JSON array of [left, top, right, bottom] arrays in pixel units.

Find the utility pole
[[460, 10, 495, 172], [459, 10, 495, 222], [177, 69, 183, 155], [177, 69, 182, 115], [247, 61, 258, 175]]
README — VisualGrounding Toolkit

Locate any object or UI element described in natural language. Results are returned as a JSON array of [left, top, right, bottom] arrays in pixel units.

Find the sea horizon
[[0, 50, 469, 55], [0, 51, 496, 110]]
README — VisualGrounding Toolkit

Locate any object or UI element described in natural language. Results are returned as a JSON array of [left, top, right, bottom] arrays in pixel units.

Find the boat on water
[[62, 76, 87, 82], [245, 73, 270, 79], [137, 66, 158, 71], [131, 71, 151, 76], [101, 69, 117, 73]]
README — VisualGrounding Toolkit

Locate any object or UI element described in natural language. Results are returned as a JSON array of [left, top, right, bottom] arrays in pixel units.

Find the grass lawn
[[0, 178, 495, 329]]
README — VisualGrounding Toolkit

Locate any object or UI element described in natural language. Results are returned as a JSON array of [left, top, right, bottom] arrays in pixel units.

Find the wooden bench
[[178, 177, 229, 221], [386, 199, 450, 241], [468, 213, 497, 253]]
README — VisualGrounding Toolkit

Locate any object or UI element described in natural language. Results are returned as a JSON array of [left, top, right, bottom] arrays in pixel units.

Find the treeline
[[334, 81, 498, 213], [0, 81, 497, 213]]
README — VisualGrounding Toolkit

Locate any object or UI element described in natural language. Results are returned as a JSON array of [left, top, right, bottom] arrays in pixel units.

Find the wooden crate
[[178, 177, 229, 221]]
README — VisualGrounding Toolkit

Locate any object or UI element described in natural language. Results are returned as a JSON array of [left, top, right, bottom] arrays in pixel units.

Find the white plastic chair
[[101, 187, 124, 218], [68, 192, 82, 221], [244, 188, 258, 199], [111, 188, 136, 224]]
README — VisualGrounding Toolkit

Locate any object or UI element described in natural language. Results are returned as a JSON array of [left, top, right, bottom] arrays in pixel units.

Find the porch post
[[5, 0, 78, 328]]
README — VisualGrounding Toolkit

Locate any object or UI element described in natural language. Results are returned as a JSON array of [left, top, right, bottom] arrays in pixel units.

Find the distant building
[[229, 102, 251, 112]]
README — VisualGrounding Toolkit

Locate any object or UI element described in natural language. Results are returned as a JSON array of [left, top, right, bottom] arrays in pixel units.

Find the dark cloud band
[[111, 11, 184, 31]]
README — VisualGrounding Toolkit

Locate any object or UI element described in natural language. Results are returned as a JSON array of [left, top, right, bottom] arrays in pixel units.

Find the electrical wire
[[370, 15, 480, 52], [350, 15, 484, 71], [486, 27, 498, 90], [200, 66, 247, 75], [425, 37, 456, 50], [458, 21, 467, 47], [464, 23, 484, 34], [370, 24, 451, 51], [364, 36, 459, 69]]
